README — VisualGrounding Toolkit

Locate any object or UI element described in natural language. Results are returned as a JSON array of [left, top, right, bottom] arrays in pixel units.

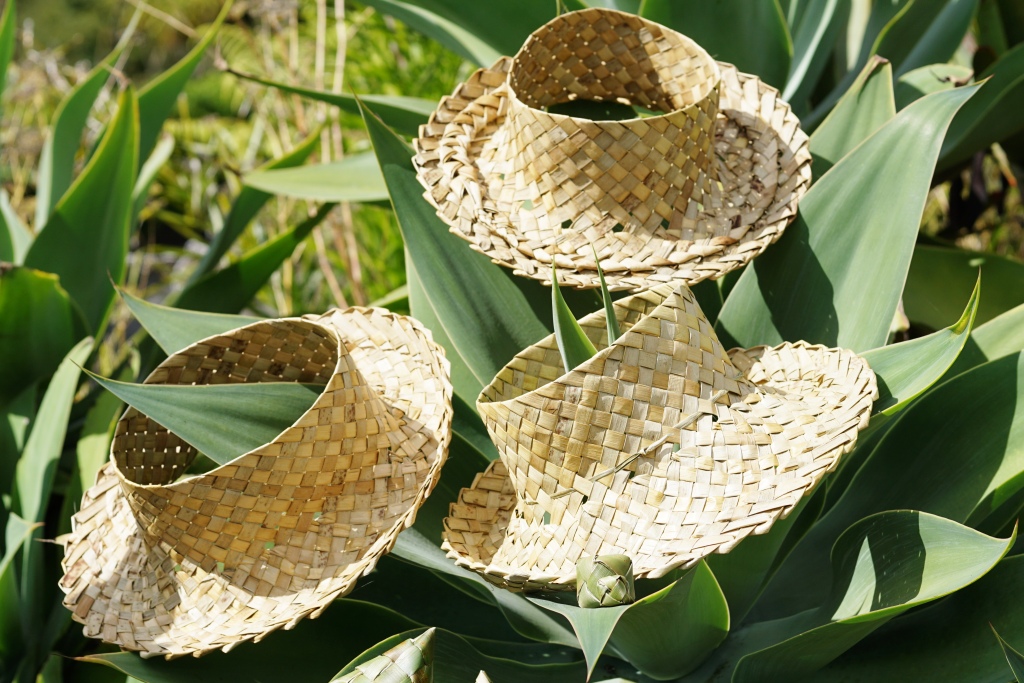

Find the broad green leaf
[[527, 596, 630, 678], [79, 600, 417, 683], [390, 528, 578, 648], [609, 561, 729, 680], [728, 512, 1014, 682], [191, 126, 321, 281], [895, 63, 973, 109], [120, 289, 258, 355], [758, 351, 1024, 619], [879, 0, 978, 77], [34, 42, 128, 229], [87, 373, 322, 466], [782, 0, 850, 108], [863, 275, 979, 416], [176, 202, 337, 314], [0, 386, 35, 519], [25, 87, 139, 334], [76, 363, 135, 496], [12, 337, 92, 524], [977, 0, 1010, 57], [808, 56, 895, 179], [381, 0, 557, 58], [806, 555, 1024, 682], [361, 100, 550, 392], [0, 189, 32, 264], [135, 1, 231, 163], [994, 626, 1024, 681], [131, 135, 175, 223], [335, 627, 585, 683], [0, 0, 15, 104], [552, 266, 597, 372], [0, 514, 37, 670], [716, 84, 978, 352], [243, 153, 387, 203], [641, 0, 792, 88], [362, 0, 502, 66], [903, 244, 1024, 331], [941, 42, 1024, 169], [948, 302, 1024, 376], [0, 267, 83, 407], [229, 71, 435, 137]]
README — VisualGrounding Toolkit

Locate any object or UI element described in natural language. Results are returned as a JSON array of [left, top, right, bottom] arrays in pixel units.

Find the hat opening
[[507, 9, 719, 116], [112, 319, 339, 486]]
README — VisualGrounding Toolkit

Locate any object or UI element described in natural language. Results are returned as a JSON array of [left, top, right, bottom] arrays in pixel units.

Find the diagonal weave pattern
[[61, 310, 452, 658], [443, 283, 876, 590], [413, 8, 812, 291]]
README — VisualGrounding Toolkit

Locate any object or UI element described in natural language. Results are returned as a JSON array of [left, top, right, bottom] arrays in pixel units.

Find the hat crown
[[497, 9, 722, 238]]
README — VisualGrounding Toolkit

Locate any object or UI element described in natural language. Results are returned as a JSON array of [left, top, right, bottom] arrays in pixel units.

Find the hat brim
[[442, 285, 876, 590], [414, 58, 811, 291], [60, 308, 452, 658]]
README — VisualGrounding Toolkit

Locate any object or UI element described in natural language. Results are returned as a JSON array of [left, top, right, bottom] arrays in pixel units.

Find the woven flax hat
[[414, 8, 812, 291], [60, 308, 452, 658], [443, 283, 877, 590]]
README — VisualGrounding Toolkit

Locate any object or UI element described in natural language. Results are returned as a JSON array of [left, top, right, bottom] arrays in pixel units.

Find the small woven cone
[[443, 282, 876, 591], [61, 309, 452, 658], [334, 628, 435, 683], [576, 555, 635, 608], [414, 8, 811, 291]]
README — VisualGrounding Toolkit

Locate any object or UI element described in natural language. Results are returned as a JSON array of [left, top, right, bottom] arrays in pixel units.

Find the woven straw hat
[[443, 283, 876, 590], [414, 8, 812, 291], [60, 308, 452, 658]]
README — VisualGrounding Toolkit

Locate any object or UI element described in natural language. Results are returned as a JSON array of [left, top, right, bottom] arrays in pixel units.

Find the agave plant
[[4, 0, 1024, 682]]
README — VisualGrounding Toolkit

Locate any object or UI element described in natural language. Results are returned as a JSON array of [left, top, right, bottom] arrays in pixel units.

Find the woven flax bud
[[334, 628, 435, 683], [576, 555, 636, 608]]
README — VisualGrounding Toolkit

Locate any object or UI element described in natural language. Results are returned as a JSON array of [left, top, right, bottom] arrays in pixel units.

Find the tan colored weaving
[[60, 309, 452, 658], [443, 283, 876, 590], [414, 8, 812, 291]]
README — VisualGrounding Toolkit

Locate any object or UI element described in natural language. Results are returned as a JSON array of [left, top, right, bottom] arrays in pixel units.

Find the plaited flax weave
[[414, 8, 812, 291], [60, 309, 452, 658], [443, 282, 876, 591]]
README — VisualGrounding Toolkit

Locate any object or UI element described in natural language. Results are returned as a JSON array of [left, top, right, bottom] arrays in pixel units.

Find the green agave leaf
[[79, 600, 418, 683], [361, 100, 550, 393], [808, 56, 895, 179], [527, 596, 629, 679], [553, 266, 598, 372], [335, 627, 585, 683], [119, 289, 259, 356], [24, 87, 139, 334], [176, 202, 337, 314], [33, 37, 129, 230], [191, 126, 321, 282], [715, 84, 978, 352], [369, 284, 410, 314], [243, 153, 388, 203], [135, 1, 230, 163], [609, 561, 729, 680], [87, 373, 322, 467], [13, 337, 93, 524], [805, 556, 1024, 682], [781, 0, 850, 109], [999, 0, 1024, 46], [941, 42, 1024, 169], [641, 0, 792, 88], [903, 244, 1024, 331], [948, 302, 1024, 377], [0, 188, 32, 264], [863, 275, 979, 416], [75, 361, 135, 498], [895, 63, 973, 109], [389, 528, 578, 647], [757, 350, 1024, 619], [593, 247, 621, 345], [229, 70, 435, 137], [0, 386, 35, 520], [361, 0, 501, 66], [727, 511, 1015, 682], [0, 514, 38, 670], [131, 135, 175, 223], [0, 267, 84, 408], [0, 0, 15, 105], [994, 625, 1024, 681]]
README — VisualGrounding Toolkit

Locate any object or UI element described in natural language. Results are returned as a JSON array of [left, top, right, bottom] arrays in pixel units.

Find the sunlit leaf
[[552, 266, 597, 372], [119, 289, 259, 356], [362, 0, 501, 65], [948, 302, 1024, 377], [243, 153, 387, 203], [716, 84, 978, 352], [0, 189, 32, 264], [895, 63, 973, 109], [87, 372, 321, 466], [131, 135, 174, 223], [782, 0, 850, 109]]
